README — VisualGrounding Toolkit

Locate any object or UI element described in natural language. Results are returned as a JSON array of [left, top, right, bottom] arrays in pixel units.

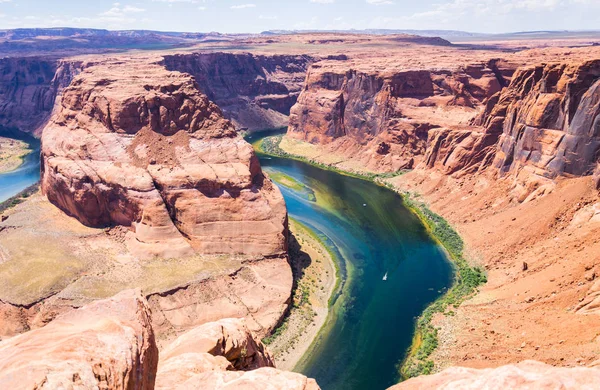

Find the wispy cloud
[[366, 0, 393, 5], [151, 0, 199, 3], [230, 3, 256, 9], [310, 0, 335, 3]]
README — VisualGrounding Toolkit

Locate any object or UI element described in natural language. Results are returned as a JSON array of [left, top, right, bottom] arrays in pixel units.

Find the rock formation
[[163, 53, 312, 131], [0, 291, 319, 390], [156, 317, 320, 389], [484, 60, 600, 189], [287, 60, 508, 172], [391, 361, 600, 389], [41, 58, 287, 259], [0, 57, 82, 136], [0, 289, 158, 390]]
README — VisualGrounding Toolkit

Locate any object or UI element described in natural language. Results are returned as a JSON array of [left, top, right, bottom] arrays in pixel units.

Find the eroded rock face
[[163, 53, 313, 131], [391, 361, 600, 390], [0, 289, 158, 390], [481, 60, 600, 184], [287, 61, 506, 172], [41, 59, 288, 259], [160, 318, 274, 371], [156, 319, 320, 389], [0, 57, 82, 136]]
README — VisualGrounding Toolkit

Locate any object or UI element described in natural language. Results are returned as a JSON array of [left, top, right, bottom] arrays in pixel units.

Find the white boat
[[383, 272, 388, 281]]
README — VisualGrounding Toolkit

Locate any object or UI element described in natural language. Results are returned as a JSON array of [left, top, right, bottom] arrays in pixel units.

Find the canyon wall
[[287, 60, 510, 172], [0, 55, 293, 350], [481, 60, 600, 191], [163, 53, 313, 131], [0, 57, 82, 136], [289, 56, 600, 188]]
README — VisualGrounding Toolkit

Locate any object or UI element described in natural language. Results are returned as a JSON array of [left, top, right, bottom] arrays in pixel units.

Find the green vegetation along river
[[247, 131, 454, 390]]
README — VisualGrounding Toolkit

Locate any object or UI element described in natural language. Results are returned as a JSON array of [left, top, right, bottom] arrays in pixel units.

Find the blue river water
[[247, 131, 454, 390], [0, 143, 40, 203]]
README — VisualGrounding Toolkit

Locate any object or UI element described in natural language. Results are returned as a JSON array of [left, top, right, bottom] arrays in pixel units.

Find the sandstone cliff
[[0, 55, 292, 348], [156, 317, 320, 389], [163, 53, 312, 131], [0, 289, 158, 389], [287, 60, 508, 172], [41, 58, 288, 259], [0, 57, 82, 136]]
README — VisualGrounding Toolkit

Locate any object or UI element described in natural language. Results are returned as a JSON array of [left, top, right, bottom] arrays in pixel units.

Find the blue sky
[[0, 0, 598, 34]]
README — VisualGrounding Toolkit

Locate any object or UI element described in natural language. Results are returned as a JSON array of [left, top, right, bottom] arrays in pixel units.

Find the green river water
[[247, 131, 454, 390]]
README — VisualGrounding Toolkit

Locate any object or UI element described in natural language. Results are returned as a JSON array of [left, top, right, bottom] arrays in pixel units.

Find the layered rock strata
[[40, 58, 287, 259], [163, 53, 313, 131], [287, 60, 509, 172], [0, 291, 319, 390], [0, 57, 82, 136], [0, 289, 158, 390]]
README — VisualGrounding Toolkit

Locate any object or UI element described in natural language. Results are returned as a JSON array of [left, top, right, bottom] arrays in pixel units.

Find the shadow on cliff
[[287, 232, 313, 306]]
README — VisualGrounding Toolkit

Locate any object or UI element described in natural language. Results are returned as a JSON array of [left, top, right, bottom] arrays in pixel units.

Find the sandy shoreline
[[0, 136, 31, 174], [266, 218, 338, 371]]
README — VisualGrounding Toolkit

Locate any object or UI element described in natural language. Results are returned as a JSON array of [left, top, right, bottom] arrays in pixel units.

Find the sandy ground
[[0, 137, 30, 173], [267, 219, 337, 371]]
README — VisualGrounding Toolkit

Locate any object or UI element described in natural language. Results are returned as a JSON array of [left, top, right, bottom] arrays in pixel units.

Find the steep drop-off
[[282, 43, 600, 383], [163, 53, 313, 131], [287, 60, 511, 172], [0, 57, 82, 136], [0, 290, 320, 390], [0, 55, 293, 352]]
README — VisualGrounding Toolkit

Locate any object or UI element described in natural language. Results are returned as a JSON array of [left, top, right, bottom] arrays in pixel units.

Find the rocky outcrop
[[155, 317, 320, 390], [156, 318, 320, 389], [480, 60, 600, 187], [0, 289, 158, 390], [41, 59, 288, 259], [0, 290, 320, 390], [287, 61, 508, 172], [0, 57, 82, 136], [160, 318, 274, 371], [391, 361, 600, 389], [163, 53, 313, 131]]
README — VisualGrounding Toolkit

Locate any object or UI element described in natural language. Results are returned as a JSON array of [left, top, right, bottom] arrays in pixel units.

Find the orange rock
[[0, 289, 158, 390], [41, 59, 288, 259], [156, 318, 320, 390], [391, 361, 600, 389]]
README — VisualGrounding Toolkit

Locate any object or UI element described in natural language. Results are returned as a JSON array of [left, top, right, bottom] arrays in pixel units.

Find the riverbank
[[0, 137, 31, 173], [256, 133, 486, 379], [264, 219, 338, 371]]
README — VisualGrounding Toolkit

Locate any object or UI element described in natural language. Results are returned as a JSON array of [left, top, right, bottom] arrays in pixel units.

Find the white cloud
[[310, 0, 335, 3], [123, 5, 145, 13], [366, 0, 393, 5], [151, 0, 199, 3], [230, 4, 256, 9], [100, 3, 145, 18], [259, 15, 278, 20], [198, 6, 206, 10]]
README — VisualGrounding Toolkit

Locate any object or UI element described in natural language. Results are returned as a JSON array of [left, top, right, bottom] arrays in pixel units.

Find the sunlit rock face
[[41, 58, 288, 259]]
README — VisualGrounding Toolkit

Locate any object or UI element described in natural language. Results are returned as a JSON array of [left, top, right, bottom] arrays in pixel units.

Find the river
[[0, 139, 40, 203], [247, 131, 454, 390]]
